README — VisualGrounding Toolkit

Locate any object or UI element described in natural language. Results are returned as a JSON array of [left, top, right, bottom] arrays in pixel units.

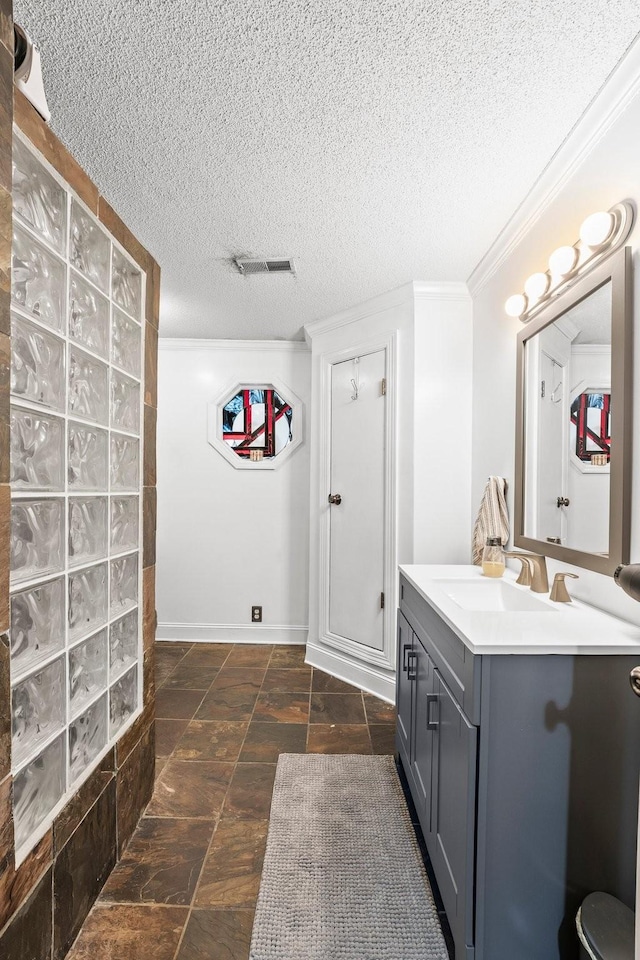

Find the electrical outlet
[[251, 605, 262, 623]]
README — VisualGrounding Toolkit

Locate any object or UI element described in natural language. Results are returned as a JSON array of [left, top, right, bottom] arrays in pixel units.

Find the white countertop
[[399, 564, 640, 656]]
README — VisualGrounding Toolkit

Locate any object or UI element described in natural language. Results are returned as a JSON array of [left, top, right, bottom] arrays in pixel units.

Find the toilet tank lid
[[577, 893, 634, 960]]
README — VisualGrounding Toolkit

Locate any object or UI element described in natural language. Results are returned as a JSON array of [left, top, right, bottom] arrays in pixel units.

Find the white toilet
[[576, 892, 634, 960]]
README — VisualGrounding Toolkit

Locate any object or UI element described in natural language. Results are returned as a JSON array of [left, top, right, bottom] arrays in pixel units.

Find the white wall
[[470, 77, 640, 625], [156, 340, 311, 643], [413, 286, 473, 563]]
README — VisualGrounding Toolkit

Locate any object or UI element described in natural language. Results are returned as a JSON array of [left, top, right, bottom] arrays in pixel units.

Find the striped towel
[[472, 476, 509, 565]]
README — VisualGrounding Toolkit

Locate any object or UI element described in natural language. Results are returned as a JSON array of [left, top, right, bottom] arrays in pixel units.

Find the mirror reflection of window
[[570, 392, 611, 463], [523, 280, 612, 556], [222, 388, 293, 461]]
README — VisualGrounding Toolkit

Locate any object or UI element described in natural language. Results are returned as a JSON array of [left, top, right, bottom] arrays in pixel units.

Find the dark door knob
[[328, 494, 342, 505], [630, 667, 640, 697], [556, 497, 570, 508]]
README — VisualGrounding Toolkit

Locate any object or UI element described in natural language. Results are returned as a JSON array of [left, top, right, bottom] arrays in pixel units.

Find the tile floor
[[66, 642, 397, 960]]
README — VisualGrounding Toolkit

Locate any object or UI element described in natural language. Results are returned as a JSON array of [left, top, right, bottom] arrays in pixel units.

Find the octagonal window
[[208, 379, 304, 470], [222, 387, 293, 462]]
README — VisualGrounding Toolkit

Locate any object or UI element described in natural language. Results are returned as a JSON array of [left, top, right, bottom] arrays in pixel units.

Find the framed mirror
[[514, 246, 632, 575]]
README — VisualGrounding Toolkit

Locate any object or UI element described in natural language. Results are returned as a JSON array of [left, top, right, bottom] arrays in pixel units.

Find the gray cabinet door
[[431, 671, 478, 960], [395, 611, 414, 764], [411, 640, 436, 835]]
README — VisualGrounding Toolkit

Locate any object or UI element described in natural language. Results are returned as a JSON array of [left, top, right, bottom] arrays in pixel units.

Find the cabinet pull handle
[[407, 652, 417, 680], [426, 694, 439, 730], [402, 643, 412, 672]]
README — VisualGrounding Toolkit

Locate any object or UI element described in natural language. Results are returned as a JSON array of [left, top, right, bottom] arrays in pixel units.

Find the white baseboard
[[305, 640, 396, 703], [156, 622, 308, 645]]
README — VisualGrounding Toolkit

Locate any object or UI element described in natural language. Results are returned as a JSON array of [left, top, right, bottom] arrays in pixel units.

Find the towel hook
[[350, 357, 360, 401]]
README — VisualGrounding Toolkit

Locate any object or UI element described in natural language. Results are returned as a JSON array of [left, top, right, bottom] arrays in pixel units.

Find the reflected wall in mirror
[[515, 247, 632, 576]]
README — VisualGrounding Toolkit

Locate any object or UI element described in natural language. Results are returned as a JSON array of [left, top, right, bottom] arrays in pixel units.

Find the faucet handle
[[504, 553, 534, 587], [550, 572, 579, 603]]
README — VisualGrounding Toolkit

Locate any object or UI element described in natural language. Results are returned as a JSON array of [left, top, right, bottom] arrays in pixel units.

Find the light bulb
[[524, 272, 550, 301], [579, 211, 614, 248], [505, 294, 527, 318], [548, 245, 578, 277]]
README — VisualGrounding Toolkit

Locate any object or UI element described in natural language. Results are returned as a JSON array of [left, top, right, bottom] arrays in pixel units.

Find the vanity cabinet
[[397, 572, 640, 960]]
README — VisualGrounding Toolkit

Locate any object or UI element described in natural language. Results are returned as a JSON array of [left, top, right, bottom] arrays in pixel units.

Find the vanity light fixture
[[579, 211, 615, 248], [505, 294, 527, 318], [548, 245, 578, 278], [523, 272, 550, 301], [504, 201, 634, 323]]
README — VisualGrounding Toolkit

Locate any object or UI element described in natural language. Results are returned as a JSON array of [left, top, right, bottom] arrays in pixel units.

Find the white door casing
[[329, 350, 386, 652], [316, 333, 397, 673]]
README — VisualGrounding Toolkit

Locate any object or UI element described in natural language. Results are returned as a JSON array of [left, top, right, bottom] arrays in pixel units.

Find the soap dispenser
[[482, 537, 505, 578]]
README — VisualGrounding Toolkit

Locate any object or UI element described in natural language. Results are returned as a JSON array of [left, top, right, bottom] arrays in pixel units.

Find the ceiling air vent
[[234, 257, 295, 276]]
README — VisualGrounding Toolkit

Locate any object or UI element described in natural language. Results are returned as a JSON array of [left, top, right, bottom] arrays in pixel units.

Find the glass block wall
[[9, 131, 144, 860]]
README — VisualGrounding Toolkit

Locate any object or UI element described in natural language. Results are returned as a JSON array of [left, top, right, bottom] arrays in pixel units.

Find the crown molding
[[304, 282, 415, 341], [467, 33, 640, 298], [304, 280, 470, 342], [412, 280, 471, 302], [158, 338, 309, 352]]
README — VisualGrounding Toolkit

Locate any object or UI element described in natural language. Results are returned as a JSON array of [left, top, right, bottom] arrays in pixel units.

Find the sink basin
[[433, 578, 555, 612]]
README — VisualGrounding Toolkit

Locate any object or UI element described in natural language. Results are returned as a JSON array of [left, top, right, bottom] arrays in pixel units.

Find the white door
[[328, 350, 386, 651]]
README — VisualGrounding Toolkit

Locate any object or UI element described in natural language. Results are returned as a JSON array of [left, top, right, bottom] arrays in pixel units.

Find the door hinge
[[380, 591, 385, 609], [381, 378, 387, 396], [541, 380, 546, 398]]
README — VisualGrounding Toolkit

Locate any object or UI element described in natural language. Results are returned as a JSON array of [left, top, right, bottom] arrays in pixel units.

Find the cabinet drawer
[[400, 575, 481, 725]]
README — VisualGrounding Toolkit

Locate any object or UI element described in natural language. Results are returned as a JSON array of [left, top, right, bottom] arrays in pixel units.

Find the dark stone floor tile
[[176, 908, 253, 960], [179, 643, 233, 668], [65, 904, 187, 960], [239, 722, 307, 762], [196, 674, 262, 722], [269, 645, 307, 667], [369, 724, 397, 755], [155, 688, 205, 720], [260, 667, 312, 693], [155, 719, 190, 758], [312, 669, 359, 693], [155, 644, 193, 688], [309, 693, 366, 725], [101, 818, 214, 905], [223, 644, 273, 668], [222, 763, 276, 820], [195, 819, 268, 908], [146, 760, 235, 819], [162, 658, 219, 690], [173, 721, 248, 762], [210, 667, 266, 687], [306, 724, 373, 755], [253, 691, 309, 724], [156, 642, 193, 656], [363, 692, 396, 724]]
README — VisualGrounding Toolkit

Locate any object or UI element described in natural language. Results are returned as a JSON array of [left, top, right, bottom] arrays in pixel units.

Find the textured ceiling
[[14, 1, 640, 340]]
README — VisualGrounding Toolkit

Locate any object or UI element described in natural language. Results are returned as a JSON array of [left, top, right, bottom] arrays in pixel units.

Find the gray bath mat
[[249, 754, 448, 960]]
